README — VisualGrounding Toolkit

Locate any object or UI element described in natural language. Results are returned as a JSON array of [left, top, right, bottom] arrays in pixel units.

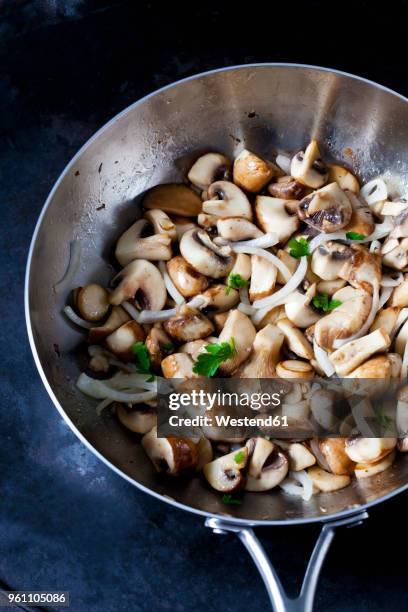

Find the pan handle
[[206, 510, 368, 612]]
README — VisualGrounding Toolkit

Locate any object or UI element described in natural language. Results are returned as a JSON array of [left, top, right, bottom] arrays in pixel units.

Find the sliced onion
[[238, 302, 257, 315], [234, 232, 278, 249], [53, 240, 82, 294], [77, 373, 156, 403], [378, 286, 393, 310], [370, 240, 381, 253], [108, 371, 156, 391], [275, 154, 292, 174], [239, 286, 250, 305], [402, 341, 408, 380], [96, 398, 113, 416], [308, 231, 348, 253], [361, 178, 388, 205], [138, 307, 176, 323], [381, 272, 403, 287], [159, 261, 185, 305], [122, 301, 141, 322], [393, 307, 408, 338], [252, 257, 308, 309], [280, 470, 314, 501], [63, 305, 96, 329], [313, 339, 335, 377], [309, 219, 393, 254], [332, 286, 379, 349], [251, 291, 306, 325], [231, 245, 291, 282]]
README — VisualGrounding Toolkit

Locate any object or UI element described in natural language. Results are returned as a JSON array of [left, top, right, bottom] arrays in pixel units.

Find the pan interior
[[27, 65, 408, 523]]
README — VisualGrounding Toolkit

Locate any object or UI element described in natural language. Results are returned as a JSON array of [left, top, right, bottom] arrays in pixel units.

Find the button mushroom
[[255, 196, 300, 243], [187, 152, 230, 190], [216, 217, 263, 241], [370, 307, 400, 337], [163, 304, 214, 342], [161, 352, 199, 379], [212, 312, 229, 334], [117, 404, 157, 434], [88, 305, 131, 344], [285, 284, 321, 328], [233, 149, 275, 193], [179, 337, 217, 361], [327, 164, 360, 193], [171, 216, 198, 239], [275, 360, 315, 379], [166, 255, 209, 298], [142, 426, 199, 474], [389, 274, 408, 307], [290, 140, 328, 188], [179, 229, 235, 279], [307, 466, 351, 492], [249, 255, 277, 302], [311, 241, 353, 281], [329, 328, 391, 376], [245, 439, 289, 491], [203, 181, 252, 220], [198, 284, 239, 312], [109, 260, 167, 310], [339, 245, 381, 293], [345, 436, 397, 464], [89, 353, 110, 373], [74, 283, 110, 322], [383, 238, 408, 270], [229, 253, 252, 281], [235, 324, 284, 378], [276, 318, 314, 360], [203, 446, 248, 492], [145, 326, 174, 370], [298, 182, 352, 233], [316, 279, 347, 295], [104, 320, 145, 361], [343, 191, 375, 237], [354, 450, 396, 479], [197, 213, 219, 229], [283, 442, 316, 471], [344, 355, 393, 398], [144, 209, 177, 241], [390, 207, 408, 239], [143, 183, 202, 217], [115, 218, 172, 266], [217, 310, 256, 375], [267, 176, 306, 200], [312, 438, 355, 475]]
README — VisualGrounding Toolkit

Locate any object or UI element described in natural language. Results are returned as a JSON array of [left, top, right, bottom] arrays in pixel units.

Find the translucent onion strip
[[401, 341, 408, 380], [252, 257, 308, 309], [378, 286, 393, 310], [122, 301, 141, 322], [393, 307, 408, 338], [77, 373, 157, 403], [280, 470, 314, 501], [96, 398, 113, 416], [231, 245, 291, 282], [332, 286, 379, 349], [234, 232, 278, 249], [63, 306, 95, 330], [361, 178, 388, 205], [313, 339, 335, 377], [159, 261, 185, 305], [308, 231, 348, 253], [238, 302, 257, 315], [137, 294, 207, 324], [275, 154, 292, 174], [251, 291, 306, 326], [53, 240, 82, 294]]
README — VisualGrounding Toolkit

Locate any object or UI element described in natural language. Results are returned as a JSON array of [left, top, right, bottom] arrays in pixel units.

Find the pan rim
[[25, 62, 408, 526]]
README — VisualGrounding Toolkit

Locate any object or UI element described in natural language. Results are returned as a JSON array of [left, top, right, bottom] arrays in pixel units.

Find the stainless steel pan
[[25, 64, 408, 611]]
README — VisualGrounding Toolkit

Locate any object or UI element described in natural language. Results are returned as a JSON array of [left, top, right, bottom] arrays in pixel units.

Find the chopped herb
[[192, 338, 236, 377], [234, 451, 245, 464], [221, 494, 242, 505], [288, 237, 310, 259], [131, 341, 156, 382], [346, 231, 366, 240], [312, 293, 342, 312], [225, 273, 248, 295], [376, 413, 393, 428]]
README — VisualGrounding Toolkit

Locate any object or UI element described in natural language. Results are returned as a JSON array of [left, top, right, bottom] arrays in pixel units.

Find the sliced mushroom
[[203, 446, 248, 492], [144, 209, 177, 240], [285, 284, 321, 328], [143, 183, 202, 217], [196, 437, 214, 471], [229, 253, 252, 281], [389, 352, 402, 378], [327, 164, 360, 193], [382, 238, 408, 270], [255, 305, 286, 330], [166, 255, 209, 298], [275, 360, 315, 380], [88, 306, 131, 344], [389, 274, 408, 307], [180, 229, 235, 279], [212, 312, 229, 334], [249, 255, 277, 301], [109, 260, 167, 310], [245, 439, 288, 491], [171, 216, 198, 239], [307, 466, 350, 492], [267, 176, 306, 200], [105, 320, 145, 361], [370, 306, 400, 336], [339, 245, 381, 293], [145, 326, 174, 370], [75, 283, 110, 322], [311, 241, 353, 281], [142, 426, 199, 474], [197, 213, 219, 229], [285, 443, 316, 471], [89, 353, 110, 373], [314, 286, 372, 351], [345, 355, 392, 397], [276, 318, 314, 360], [390, 207, 408, 239], [298, 182, 352, 233], [276, 249, 299, 284], [345, 436, 397, 464], [216, 217, 263, 241], [188, 152, 230, 189], [329, 328, 391, 376], [309, 390, 338, 432], [203, 181, 252, 220], [290, 140, 328, 188], [316, 279, 347, 295], [315, 438, 355, 475], [164, 305, 214, 342], [343, 191, 374, 237], [235, 324, 284, 378], [233, 149, 275, 193], [395, 318, 408, 356], [255, 196, 300, 243], [199, 284, 239, 312], [217, 310, 256, 375], [161, 352, 199, 379], [117, 404, 157, 434], [179, 338, 216, 361], [115, 219, 172, 266], [354, 450, 396, 479]]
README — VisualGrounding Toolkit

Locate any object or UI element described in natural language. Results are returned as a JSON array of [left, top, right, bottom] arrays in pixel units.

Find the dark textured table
[[1, 1, 408, 610]]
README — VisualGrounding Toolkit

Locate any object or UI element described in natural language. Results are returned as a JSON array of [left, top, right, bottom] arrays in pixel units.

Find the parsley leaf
[[132, 342, 156, 382], [234, 451, 245, 464], [312, 293, 342, 312], [376, 413, 393, 428], [288, 237, 310, 259], [192, 338, 236, 377], [346, 231, 366, 240], [225, 273, 248, 295], [221, 494, 242, 505]]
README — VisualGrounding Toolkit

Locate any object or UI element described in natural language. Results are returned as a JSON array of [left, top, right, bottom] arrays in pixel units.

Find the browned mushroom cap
[[187, 152, 230, 190], [217, 310, 256, 374], [166, 256, 209, 298], [312, 438, 355, 475], [216, 217, 263, 241], [88, 306, 131, 344], [163, 305, 214, 342], [212, 311, 229, 334], [233, 149, 275, 193], [142, 426, 199, 474], [307, 466, 351, 492], [339, 245, 381, 293], [203, 181, 252, 220], [267, 176, 306, 200], [109, 260, 167, 310], [199, 284, 239, 312], [197, 213, 219, 229], [255, 196, 300, 243], [235, 324, 284, 378], [343, 191, 374, 237], [76, 283, 110, 322], [179, 229, 235, 279], [354, 450, 396, 479], [275, 360, 315, 379], [143, 184, 202, 217], [345, 436, 397, 464], [145, 326, 174, 370], [116, 403, 157, 434], [245, 438, 288, 491], [290, 140, 328, 188], [115, 219, 172, 266], [104, 320, 145, 361], [161, 352, 199, 379], [327, 164, 360, 193], [298, 182, 352, 233], [203, 446, 248, 492]]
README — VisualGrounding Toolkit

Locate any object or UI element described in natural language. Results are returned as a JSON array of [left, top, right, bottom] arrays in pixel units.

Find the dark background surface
[[1, 1, 408, 610]]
